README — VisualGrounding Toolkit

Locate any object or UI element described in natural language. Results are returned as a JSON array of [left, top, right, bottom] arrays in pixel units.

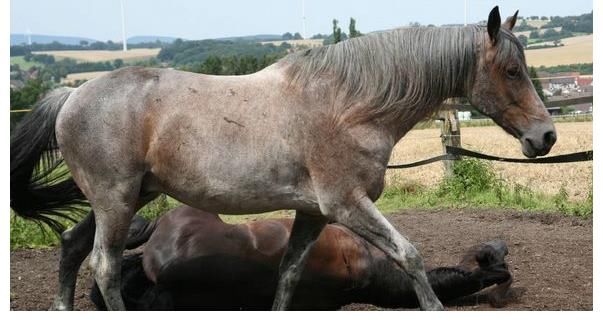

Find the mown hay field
[[525, 35, 592, 67], [387, 121, 592, 200], [62, 71, 111, 84], [32, 48, 160, 62]]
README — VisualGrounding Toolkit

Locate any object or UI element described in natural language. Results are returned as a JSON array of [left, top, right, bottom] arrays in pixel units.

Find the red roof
[[577, 77, 593, 86]]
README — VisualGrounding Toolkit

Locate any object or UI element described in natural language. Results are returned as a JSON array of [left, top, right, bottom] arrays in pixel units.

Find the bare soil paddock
[[10, 208, 592, 311]]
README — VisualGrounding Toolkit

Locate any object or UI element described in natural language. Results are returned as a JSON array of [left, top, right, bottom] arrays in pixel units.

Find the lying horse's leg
[[325, 191, 444, 310], [272, 211, 328, 310], [50, 211, 96, 310]]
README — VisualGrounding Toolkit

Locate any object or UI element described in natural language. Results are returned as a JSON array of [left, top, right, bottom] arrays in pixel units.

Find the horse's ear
[[487, 6, 501, 44], [503, 10, 519, 31]]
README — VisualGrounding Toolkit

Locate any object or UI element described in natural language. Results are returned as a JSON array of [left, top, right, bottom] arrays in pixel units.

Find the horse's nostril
[[544, 131, 557, 147]]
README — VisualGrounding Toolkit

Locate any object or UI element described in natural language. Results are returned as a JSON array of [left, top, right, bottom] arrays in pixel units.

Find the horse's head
[[469, 7, 556, 158], [460, 239, 513, 307]]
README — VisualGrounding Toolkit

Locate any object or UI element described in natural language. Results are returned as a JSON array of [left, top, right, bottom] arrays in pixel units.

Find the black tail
[[10, 87, 88, 235]]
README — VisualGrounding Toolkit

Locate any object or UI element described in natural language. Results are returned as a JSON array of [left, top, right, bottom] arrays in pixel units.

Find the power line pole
[[120, 0, 128, 51]]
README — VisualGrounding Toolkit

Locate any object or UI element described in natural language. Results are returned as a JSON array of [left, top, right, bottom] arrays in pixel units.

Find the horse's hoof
[[423, 301, 445, 311], [49, 299, 72, 311]]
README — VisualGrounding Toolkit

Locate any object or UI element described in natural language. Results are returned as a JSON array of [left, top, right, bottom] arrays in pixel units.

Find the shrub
[[439, 159, 498, 197]]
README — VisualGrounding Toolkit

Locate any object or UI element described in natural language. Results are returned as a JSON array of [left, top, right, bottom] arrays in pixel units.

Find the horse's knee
[[398, 244, 426, 275]]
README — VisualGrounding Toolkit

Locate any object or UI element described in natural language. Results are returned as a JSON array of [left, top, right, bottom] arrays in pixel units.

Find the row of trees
[[10, 39, 167, 56], [324, 17, 362, 45], [180, 54, 281, 76], [158, 38, 291, 67], [542, 12, 592, 33]]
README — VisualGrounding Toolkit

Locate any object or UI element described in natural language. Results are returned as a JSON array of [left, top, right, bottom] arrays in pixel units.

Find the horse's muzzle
[[520, 121, 557, 158]]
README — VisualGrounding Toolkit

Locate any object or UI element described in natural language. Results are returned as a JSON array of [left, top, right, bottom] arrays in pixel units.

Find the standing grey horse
[[10, 7, 555, 311]]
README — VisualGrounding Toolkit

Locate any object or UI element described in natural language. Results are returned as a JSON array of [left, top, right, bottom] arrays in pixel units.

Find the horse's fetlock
[[60, 228, 74, 244]]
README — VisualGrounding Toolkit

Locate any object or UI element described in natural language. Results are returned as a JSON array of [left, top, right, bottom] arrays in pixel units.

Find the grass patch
[[377, 158, 592, 217], [10, 56, 42, 70], [11, 159, 591, 250]]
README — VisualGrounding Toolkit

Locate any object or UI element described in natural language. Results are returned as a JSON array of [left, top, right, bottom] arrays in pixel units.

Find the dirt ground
[[10, 208, 592, 311]]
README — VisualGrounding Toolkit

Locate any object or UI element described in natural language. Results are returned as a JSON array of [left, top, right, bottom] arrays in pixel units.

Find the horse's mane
[[282, 25, 524, 125]]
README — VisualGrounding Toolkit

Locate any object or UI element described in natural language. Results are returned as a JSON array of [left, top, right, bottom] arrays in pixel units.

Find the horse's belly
[[146, 161, 318, 214]]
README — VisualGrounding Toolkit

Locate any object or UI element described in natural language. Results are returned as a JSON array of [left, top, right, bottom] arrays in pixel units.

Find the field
[[525, 35, 593, 67], [62, 71, 111, 84], [32, 48, 160, 62], [387, 121, 592, 200], [10, 56, 42, 70], [10, 208, 592, 310]]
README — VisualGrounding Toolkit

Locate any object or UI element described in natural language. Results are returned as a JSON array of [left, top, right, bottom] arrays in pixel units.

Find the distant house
[[10, 80, 24, 90]]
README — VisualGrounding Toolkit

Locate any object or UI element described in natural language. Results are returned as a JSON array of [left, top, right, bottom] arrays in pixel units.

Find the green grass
[[11, 159, 591, 250], [377, 159, 592, 217], [10, 56, 42, 70]]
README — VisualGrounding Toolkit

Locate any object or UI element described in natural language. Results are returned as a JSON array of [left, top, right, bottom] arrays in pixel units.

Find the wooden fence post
[[440, 108, 462, 177]]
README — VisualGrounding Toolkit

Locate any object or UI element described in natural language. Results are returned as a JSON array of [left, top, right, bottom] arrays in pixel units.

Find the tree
[[517, 35, 528, 48], [541, 16, 549, 20], [10, 78, 51, 110], [529, 66, 546, 102], [349, 17, 362, 38], [292, 32, 303, 40], [113, 59, 124, 68], [282, 32, 293, 40], [333, 19, 342, 44], [529, 30, 540, 39], [79, 40, 89, 47]]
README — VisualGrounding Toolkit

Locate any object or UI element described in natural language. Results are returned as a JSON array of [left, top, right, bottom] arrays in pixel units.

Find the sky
[[10, 0, 593, 41]]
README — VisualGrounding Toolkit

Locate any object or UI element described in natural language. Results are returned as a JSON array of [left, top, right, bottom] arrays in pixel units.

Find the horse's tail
[[10, 87, 88, 235], [125, 215, 160, 250]]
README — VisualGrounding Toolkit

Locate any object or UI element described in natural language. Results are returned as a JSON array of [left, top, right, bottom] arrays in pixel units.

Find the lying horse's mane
[[283, 25, 523, 125]]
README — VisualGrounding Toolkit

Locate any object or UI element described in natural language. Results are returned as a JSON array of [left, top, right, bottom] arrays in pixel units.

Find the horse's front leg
[[50, 211, 96, 310], [272, 211, 328, 310], [321, 188, 444, 311]]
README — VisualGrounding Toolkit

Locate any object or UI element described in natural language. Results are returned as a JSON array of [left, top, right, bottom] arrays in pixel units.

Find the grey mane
[[283, 25, 523, 125]]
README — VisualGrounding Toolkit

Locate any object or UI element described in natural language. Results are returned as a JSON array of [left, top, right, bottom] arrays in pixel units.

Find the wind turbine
[[121, 0, 127, 51], [302, 0, 307, 39], [26, 27, 32, 45]]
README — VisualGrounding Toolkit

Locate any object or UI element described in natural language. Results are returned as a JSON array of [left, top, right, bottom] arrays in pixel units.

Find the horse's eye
[[506, 66, 520, 79]]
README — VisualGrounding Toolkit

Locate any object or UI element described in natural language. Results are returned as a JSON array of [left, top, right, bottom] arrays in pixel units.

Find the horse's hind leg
[[272, 211, 328, 310], [323, 191, 444, 310], [50, 211, 96, 310], [87, 179, 146, 310]]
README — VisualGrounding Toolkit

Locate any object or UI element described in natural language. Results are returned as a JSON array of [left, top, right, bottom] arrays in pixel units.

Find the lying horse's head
[[458, 239, 512, 307], [470, 7, 556, 158]]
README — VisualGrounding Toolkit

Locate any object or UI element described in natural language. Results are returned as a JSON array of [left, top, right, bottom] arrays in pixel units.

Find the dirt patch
[[10, 208, 592, 311]]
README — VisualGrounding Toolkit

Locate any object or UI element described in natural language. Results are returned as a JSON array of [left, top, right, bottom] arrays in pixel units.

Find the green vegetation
[[541, 12, 592, 33], [10, 56, 42, 70], [538, 63, 592, 75], [378, 159, 592, 217], [529, 66, 546, 102], [179, 54, 281, 75], [158, 38, 290, 67], [10, 39, 167, 56], [11, 159, 592, 250]]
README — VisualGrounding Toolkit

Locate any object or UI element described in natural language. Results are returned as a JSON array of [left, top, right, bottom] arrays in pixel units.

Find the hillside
[[10, 33, 97, 46], [525, 35, 592, 67]]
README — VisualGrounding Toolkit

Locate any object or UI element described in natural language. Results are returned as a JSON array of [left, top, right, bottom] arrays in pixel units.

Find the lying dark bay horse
[[90, 206, 512, 310], [10, 7, 554, 311]]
